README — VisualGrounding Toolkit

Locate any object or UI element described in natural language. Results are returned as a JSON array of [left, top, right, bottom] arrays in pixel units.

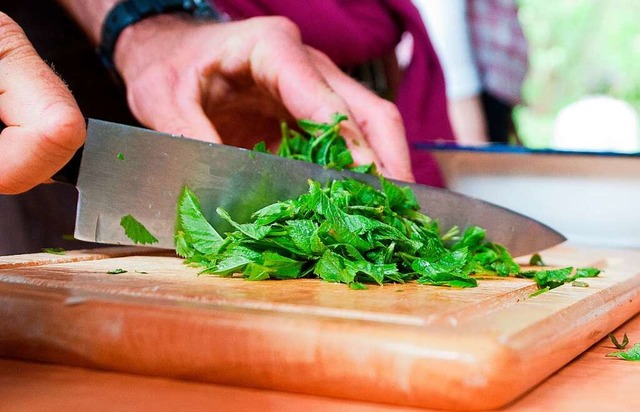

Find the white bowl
[[427, 145, 640, 248]]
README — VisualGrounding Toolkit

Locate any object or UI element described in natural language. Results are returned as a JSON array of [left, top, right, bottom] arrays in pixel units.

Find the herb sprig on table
[[605, 333, 640, 361]]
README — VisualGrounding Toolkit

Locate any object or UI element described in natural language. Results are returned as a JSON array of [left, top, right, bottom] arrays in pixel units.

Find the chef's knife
[[53, 119, 565, 256]]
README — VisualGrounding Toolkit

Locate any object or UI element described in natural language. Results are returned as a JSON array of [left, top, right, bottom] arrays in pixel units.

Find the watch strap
[[98, 0, 222, 71]]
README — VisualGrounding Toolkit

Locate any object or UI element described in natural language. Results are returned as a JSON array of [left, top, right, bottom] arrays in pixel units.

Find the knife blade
[[66, 119, 565, 257]]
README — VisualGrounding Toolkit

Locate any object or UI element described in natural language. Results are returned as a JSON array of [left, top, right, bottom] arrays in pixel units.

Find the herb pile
[[173, 113, 526, 288], [174, 177, 521, 289]]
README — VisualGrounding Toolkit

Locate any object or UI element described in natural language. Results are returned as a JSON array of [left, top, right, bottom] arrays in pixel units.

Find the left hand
[[0, 13, 85, 194]]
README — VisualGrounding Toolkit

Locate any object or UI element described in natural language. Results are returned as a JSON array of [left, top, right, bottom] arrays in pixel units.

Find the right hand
[[114, 15, 415, 181], [0, 12, 85, 194]]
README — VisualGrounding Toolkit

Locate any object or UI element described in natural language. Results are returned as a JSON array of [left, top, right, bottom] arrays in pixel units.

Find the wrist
[[113, 13, 185, 80], [98, 0, 224, 76]]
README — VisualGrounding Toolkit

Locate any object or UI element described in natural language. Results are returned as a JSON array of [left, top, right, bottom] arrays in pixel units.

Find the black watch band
[[98, 0, 223, 71]]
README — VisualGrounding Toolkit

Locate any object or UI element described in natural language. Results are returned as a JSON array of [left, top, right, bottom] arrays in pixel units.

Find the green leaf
[[243, 262, 273, 281], [175, 186, 223, 255], [529, 286, 551, 297], [608, 333, 629, 350], [286, 220, 318, 255], [201, 244, 262, 276], [529, 253, 545, 266], [575, 267, 602, 278], [216, 207, 271, 240], [107, 268, 127, 274], [253, 141, 268, 153], [42, 247, 65, 255], [349, 282, 367, 290], [531, 267, 574, 289], [120, 214, 158, 245], [571, 280, 590, 287], [261, 251, 304, 279], [606, 342, 640, 361]]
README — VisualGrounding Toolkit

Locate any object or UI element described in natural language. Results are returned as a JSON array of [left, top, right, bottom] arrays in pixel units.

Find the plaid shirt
[[469, 0, 529, 105]]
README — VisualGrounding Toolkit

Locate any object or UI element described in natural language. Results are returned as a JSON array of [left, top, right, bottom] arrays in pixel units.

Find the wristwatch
[[98, 0, 223, 71]]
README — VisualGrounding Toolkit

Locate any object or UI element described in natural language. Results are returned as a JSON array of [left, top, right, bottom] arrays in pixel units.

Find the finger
[[308, 49, 415, 182], [0, 13, 85, 194], [244, 18, 382, 169], [124, 65, 222, 144]]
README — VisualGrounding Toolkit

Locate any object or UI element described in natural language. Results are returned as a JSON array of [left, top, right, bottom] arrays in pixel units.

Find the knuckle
[[37, 103, 86, 153], [374, 99, 404, 125], [258, 16, 301, 39]]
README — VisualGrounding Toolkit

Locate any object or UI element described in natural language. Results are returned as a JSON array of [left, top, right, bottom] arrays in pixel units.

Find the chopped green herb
[[608, 333, 629, 350], [254, 113, 375, 174], [42, 247, 66, 255], [120, 214, 159, 245], [575, 267, 602, 278], [252, 141, 268, 153], [117, 152, 125, 160], [529, 286, 550, 298], [107, 268, 127, 274], [529, 253, 545, 266], [175, 177, 521, 289], [519, 266, 601, 291], [606, 342, 640, 361], [62, 234, 75, 241], [571, 280, 590, 287]]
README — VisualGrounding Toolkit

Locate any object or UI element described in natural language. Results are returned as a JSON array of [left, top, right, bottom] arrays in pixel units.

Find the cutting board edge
[[1, 278, 639, 411]]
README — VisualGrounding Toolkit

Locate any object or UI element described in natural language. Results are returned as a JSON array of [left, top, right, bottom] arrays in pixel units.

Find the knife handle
[[0, 120, 82, 186]]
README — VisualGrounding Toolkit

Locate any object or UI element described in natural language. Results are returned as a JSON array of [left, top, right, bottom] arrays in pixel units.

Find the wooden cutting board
[[1, 243, 639, 410]]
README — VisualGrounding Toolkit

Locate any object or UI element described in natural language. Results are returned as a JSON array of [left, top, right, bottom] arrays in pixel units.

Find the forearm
[[55, 0, 117, 44]]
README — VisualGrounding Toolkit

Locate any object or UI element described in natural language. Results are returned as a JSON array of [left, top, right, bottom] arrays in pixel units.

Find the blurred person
[[414, 0, 528, 145]]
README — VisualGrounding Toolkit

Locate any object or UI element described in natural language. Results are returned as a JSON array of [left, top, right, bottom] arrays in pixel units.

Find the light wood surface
[[0, 244, 639, 410]]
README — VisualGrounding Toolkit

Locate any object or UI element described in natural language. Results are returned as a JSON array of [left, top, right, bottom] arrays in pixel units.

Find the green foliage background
[[516, 0, 640, 147]]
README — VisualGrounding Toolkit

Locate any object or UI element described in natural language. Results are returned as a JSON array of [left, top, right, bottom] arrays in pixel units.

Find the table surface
[[1, 311, 638, 412]]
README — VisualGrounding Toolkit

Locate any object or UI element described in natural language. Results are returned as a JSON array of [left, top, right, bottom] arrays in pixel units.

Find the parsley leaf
[[120, 214, 159, 245]]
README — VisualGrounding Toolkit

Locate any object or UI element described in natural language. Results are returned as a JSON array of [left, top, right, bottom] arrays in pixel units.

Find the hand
[[0, 13, 85, 194], [114, 15, 414, 181]]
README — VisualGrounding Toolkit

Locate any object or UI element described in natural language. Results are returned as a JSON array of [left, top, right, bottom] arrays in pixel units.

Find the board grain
[[0, 243, 639, 410]]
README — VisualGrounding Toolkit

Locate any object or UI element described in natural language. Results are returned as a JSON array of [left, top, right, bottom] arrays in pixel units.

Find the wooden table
[[1, 311, 638, 412]]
